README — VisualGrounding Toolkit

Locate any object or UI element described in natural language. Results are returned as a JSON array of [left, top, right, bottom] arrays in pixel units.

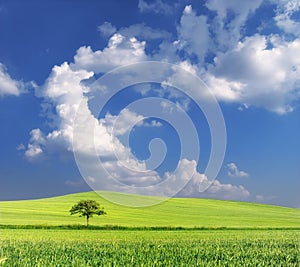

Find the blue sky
[[0, 0, 299, 208]]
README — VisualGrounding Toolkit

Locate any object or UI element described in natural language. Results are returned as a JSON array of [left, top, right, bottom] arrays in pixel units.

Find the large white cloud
[[204, 34, 300, 113], [27, 33, 149, 159], [152, 3, 300, 114], [25, 42, 162, 188]]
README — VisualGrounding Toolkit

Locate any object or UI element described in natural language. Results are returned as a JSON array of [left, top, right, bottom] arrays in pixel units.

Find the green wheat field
[[0, 191, 299, 266]]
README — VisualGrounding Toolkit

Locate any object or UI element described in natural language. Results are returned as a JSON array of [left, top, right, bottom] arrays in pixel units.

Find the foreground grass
[[0, 229, 299, 266], [1, 191, 299, 228]]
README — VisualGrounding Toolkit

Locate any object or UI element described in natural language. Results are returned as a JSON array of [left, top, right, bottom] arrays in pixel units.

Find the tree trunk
[[86, 216, 89, 227]]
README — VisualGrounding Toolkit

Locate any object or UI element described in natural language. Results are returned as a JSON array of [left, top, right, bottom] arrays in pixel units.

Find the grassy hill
[[0, 191, 299, 228]]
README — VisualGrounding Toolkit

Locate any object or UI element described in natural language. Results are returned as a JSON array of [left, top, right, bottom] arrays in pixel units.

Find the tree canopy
[[70, 200, 106, 226]]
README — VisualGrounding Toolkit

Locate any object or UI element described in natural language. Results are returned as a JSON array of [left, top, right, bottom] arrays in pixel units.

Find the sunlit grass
[[0, 191, 299, 228], [0, 229, 299, 266]]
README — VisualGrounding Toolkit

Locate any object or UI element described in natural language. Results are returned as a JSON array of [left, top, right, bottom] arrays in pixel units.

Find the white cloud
[[202, 72, 246, 102], [25, 129, 45, 158], [174, 159, 250, 200], [227, 162, 249, 178], [138, 0, 173, 15], [165, 159, 210, 195], [205, 34, 300, 113], [73, 33, 147, 73], [202, 180, 250, 200], [25, 144, 43, 158], [206, 0, 263, 20], [154, 2, 299, 114], [25, 58, 162, 188], [100, 109, 145, 136], [206, 0, 263, 51], [152, 40, 181, 63], [143, 120, 162, 127], [40, 62, 141, 162], [26, 63, 94, 158], [177, 60, 198, 75], [176, 5, 210, 64], [0, 63, 24, 97], [100, 109, 162, 137], [274, 0, 300, 37], [41, 62, 93, 99]]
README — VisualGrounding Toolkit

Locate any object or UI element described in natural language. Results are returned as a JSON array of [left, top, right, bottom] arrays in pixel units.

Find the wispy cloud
[[138, 0, 174, 15]]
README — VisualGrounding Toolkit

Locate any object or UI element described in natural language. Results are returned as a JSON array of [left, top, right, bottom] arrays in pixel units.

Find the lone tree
[[70, 200, 106, 226]]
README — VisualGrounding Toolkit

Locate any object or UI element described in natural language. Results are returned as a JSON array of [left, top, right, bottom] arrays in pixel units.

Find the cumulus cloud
[[100, 109, 161, 136], [204, 34, 300, 113], [227, 162, 249, 178], [175, 159, 250, 200], [25, 62, 94, 158], [138, 3, 300, 114], [176, 5, 210, 64], [25, 46, 161, 187], [166, 3, 300, 114], [73, 33, 147, 73], [0, 63, 25, 97], [26, 32, 150, 162], [100, 109, 144, 136], [201, 180, 250, 200]]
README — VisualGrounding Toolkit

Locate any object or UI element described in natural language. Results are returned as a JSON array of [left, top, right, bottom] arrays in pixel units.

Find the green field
[[1, 192, 299, 266], [0, 229, 299, 266], [0, 191, 299, 228]]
